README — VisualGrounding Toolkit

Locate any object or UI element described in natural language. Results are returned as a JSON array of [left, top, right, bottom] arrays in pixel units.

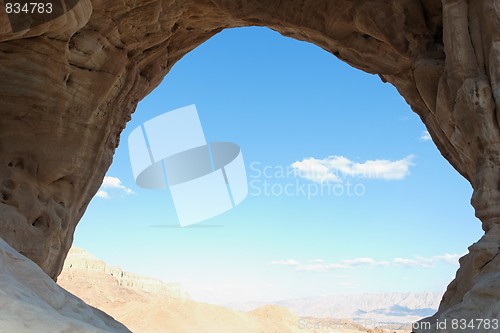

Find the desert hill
[[58, 247, 405, 333]]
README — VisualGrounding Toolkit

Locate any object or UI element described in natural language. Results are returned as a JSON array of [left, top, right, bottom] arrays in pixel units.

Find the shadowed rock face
[[0, 0, 498, 329]]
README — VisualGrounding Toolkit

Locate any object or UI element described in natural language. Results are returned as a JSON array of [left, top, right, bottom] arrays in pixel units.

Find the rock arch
[[0, 0, 499, 329]]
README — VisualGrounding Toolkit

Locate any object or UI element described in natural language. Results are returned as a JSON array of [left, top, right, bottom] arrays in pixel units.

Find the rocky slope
[[0, 237, 129, 332], [58, 247, 190, 303]]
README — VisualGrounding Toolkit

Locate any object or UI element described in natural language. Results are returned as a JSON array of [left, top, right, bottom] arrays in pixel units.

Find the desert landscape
[[56, 247, 419, 333]]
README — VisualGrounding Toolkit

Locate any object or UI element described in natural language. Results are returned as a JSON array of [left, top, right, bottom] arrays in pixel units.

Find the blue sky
[[74, 27, 483, 304]]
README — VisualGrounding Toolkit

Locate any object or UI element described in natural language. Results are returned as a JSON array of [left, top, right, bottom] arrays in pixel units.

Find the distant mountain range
[[228, 292, 442, 324]]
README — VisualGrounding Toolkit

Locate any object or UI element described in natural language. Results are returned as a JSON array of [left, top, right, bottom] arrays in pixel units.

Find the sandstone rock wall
[[0, 0, 499, 330]]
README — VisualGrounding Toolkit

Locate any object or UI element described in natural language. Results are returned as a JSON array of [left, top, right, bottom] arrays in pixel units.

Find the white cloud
[[96, 190, 110, 199], [393, 257, 434, 268], [102, 176, 134, 194], [269, 259, 301, 267], [269, 253, 464, 272], [96, 176, 135, 199], [290, 158, 342, 183], [291, 155, 414, 183], [310, 259, 327, 264], [420, 130, 432, 141], [341, 257, 376, 266], [433, 253, 462, 265]]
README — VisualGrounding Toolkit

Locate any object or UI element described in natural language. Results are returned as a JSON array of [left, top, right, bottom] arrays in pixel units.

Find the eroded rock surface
[[0, 236, 130, 332], [58, 247, 191, 302], [0, 0, 499, 330]]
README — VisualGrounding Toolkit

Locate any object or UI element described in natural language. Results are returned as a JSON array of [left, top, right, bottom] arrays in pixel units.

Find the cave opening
[[71, 27, 481, 311]]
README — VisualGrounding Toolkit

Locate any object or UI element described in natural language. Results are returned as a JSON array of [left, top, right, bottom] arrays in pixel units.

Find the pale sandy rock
[[0, 237, 130, 332], [415, 225, 500, 332], [0, 0, 499, 330], [59, 247, 191, 302]]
